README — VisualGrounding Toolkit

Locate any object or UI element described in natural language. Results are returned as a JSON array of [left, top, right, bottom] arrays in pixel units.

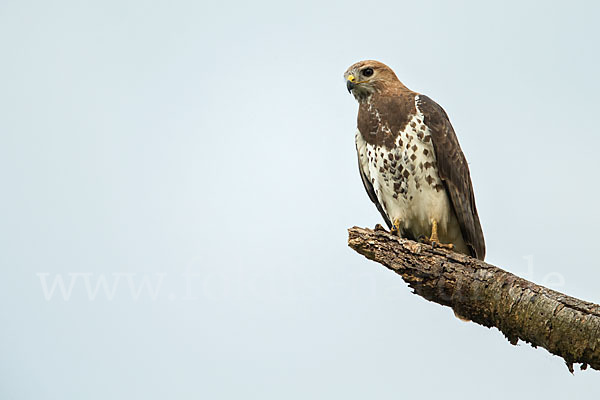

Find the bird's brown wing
[[417, 95, 486, 260]]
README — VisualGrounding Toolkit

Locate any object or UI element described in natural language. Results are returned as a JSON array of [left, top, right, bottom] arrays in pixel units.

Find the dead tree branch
[[348, 226, 600, 372]]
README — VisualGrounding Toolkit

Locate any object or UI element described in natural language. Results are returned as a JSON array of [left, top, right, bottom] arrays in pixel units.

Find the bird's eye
[[362, 68, 374, 77]]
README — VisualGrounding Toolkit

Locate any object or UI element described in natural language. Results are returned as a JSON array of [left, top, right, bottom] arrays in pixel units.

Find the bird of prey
[[344, 60, 485, 260]]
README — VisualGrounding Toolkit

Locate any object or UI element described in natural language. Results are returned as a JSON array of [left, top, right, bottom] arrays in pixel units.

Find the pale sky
[[1, 0, 599, 398]]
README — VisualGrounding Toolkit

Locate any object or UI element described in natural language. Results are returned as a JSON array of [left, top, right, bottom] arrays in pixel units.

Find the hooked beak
[[346, 74, 356, 93]]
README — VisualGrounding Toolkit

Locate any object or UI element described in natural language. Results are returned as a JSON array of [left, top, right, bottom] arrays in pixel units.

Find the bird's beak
[[346, 74, 356, 93]]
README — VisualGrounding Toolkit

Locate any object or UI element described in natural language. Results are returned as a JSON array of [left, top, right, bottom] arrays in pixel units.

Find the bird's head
[[344, 60, 404, 102]]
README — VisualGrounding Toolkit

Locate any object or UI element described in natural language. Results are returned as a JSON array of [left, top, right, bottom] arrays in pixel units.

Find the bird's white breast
[[356, 96, 455, 240]]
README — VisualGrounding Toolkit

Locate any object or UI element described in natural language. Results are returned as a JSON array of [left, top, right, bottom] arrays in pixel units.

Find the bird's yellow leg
[[430, 219, 441, 243], [390, 218, 401, 236], [423, 220, 453, 250]]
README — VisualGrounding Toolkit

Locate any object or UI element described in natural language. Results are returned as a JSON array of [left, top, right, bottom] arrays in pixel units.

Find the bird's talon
[[423, 239, 453, 250], [374, 224, 386, 232]]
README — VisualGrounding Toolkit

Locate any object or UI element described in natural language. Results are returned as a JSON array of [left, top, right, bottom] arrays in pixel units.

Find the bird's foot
[[421, 236, 454, 250], [390, 219, 401, 236], [422, 219, 453, 250]]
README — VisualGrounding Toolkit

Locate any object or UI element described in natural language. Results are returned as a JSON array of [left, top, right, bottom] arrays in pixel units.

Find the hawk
[[345, 60, 485, 260]]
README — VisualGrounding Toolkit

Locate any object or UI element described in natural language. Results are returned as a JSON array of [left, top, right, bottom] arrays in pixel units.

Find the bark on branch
[[348, 226, 600, 372]]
